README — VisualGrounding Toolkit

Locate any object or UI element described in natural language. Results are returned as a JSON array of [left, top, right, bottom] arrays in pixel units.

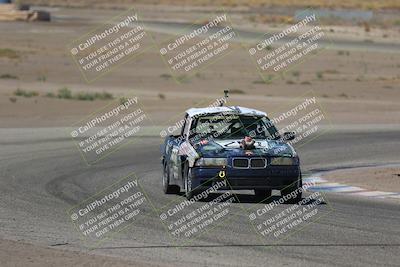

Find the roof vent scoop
[[219, 90, 229, 107]]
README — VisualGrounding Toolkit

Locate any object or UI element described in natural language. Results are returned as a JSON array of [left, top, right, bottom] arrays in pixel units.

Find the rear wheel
[[254, 189, 272, 201], [162, 163, 180, 194]]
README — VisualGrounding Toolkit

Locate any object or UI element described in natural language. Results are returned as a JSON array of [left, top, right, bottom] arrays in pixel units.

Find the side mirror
[[283, 132, 295, 141]]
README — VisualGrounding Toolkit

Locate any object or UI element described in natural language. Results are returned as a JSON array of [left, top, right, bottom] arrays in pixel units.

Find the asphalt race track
[[0, 127, 399, 266]]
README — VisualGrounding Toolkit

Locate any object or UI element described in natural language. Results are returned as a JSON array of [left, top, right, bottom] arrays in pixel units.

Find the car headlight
[[195, 158, 227, 167], [270, 157, 298, 165]]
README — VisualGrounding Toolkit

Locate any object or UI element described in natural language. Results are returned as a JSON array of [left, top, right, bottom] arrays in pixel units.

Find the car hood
[[194, 139, 295, 158]]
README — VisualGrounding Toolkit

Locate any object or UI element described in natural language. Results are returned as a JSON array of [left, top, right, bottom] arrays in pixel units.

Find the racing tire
[[162, 163, 180, 194], [254, 189, 272, 201], [183, 164, 199, 200], [281, 174, 303, 204]]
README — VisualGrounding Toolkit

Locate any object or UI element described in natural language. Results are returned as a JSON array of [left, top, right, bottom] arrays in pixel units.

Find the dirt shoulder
[[0, 239, 154, 267], [321, 166, 400, 193], [1, 7, 400, 128], [19, 0, 400, 10]]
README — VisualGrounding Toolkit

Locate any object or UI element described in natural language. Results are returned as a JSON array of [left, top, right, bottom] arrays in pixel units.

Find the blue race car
[[161, 105, 302, 202]]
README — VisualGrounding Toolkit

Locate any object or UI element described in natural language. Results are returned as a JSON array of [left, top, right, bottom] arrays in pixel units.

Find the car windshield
[[189, 113, 279, 141]]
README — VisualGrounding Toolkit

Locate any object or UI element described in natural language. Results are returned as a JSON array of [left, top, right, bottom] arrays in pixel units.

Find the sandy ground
[[20, 0, 400, 12], [0, 239, 155, 267], [322, 166, 400, 192], [0, 7, 399, 128]]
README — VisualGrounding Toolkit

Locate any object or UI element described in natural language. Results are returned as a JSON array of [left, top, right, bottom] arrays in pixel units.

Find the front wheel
[[281, 174, 303, 204], [162, 163, 180, 194], [254, 189, 272, 201], [183, 164, 199, 200]]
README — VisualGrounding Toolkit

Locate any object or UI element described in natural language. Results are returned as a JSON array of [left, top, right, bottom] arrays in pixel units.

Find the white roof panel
[[186, 106, 267, 117]]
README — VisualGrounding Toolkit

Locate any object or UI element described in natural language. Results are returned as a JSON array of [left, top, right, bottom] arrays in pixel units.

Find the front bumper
[[190, 165, 301, 190]]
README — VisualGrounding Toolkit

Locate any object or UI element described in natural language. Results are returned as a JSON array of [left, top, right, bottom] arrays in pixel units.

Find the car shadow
[[197, 191, 327, 205]]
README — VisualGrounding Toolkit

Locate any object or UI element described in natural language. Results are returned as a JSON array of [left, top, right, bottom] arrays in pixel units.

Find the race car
[[161, 104, 302, 202]]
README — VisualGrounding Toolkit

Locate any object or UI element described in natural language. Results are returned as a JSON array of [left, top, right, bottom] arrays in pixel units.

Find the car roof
[[185, 106, 267, 118]]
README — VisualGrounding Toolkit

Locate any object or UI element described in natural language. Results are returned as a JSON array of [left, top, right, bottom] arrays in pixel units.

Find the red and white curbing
[[303, 176, 400, 199]]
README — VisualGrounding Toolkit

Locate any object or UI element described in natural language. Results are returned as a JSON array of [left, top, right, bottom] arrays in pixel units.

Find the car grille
[[233, 158, 248, 168], [232, 158, 266, 169], [250, 158, 266, 168]]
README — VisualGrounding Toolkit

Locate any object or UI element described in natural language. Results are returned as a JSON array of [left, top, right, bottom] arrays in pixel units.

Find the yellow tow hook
[[218, 169, 226, 179]]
